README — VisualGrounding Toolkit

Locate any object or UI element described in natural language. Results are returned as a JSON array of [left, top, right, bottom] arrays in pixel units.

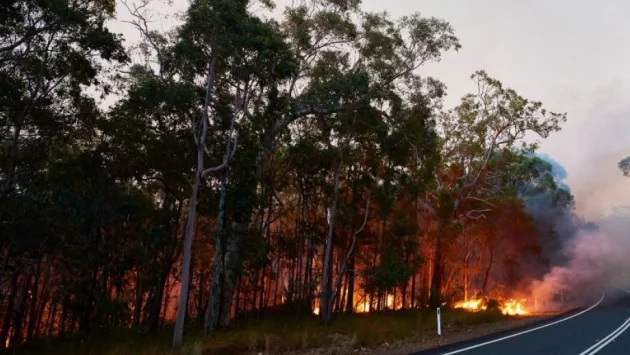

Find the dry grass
[[16, 309, 510, 355]]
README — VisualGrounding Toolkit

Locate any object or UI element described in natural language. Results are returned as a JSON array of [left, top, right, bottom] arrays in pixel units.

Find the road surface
[[411, 289, 630, 355]]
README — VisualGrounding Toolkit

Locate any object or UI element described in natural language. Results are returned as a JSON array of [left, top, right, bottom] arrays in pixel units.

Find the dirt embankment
[[278, 315, 552, 355]]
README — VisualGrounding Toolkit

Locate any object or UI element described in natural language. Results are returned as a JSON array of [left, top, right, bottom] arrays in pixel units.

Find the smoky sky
[[108, 0, 630, 222], [357, 0, 630, 220]]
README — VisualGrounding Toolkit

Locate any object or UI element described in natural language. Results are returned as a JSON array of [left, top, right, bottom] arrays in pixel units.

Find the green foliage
[[363, 247, 414, 294]]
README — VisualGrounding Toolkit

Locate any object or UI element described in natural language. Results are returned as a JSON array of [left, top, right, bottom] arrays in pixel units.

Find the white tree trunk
[[173, 53, 217, 347]]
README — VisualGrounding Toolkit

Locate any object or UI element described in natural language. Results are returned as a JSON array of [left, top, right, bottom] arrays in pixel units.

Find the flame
[[313, 306, 319, 315], [501, 299, 528, 316], [453, 298, 529, 316], [387, 294, 394, 309], [355, 299, 369, 313], [454, 299, 487, 311]]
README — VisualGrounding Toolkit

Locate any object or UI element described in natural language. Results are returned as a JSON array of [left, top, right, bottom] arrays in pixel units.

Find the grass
[[16, 309, 508, 355]]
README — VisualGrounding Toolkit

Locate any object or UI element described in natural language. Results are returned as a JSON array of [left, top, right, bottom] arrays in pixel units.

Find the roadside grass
[[16, 308, 509, 355]]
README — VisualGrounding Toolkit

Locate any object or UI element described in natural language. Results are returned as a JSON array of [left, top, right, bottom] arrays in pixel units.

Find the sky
[[109, 0, 630, 220]]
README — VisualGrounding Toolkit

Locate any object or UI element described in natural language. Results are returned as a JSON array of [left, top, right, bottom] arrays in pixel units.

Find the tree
[[0, 0, 126, 347], [619, 156, 630, 176], [0, 0, 577, 350], [0, 0, 126, 197], [169, 0, 299, 343], [422, 71, 566, 307]]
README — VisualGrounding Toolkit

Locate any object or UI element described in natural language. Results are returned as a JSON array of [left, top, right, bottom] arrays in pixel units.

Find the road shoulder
[[402, 309, 579, 355]]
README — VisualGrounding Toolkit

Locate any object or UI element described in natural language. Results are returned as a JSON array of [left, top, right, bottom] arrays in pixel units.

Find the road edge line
[[438, 292, 606, 355]]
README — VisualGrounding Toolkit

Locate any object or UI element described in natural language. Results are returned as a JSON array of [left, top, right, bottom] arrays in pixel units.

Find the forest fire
[[453, 298, 529, 316], [501, 299, 528, 316], [453, 298, 486, 311], [311, 291, 398, 316]]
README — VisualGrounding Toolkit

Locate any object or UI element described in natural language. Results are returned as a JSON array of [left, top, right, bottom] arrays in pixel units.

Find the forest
[[0, 0, 577, 351]]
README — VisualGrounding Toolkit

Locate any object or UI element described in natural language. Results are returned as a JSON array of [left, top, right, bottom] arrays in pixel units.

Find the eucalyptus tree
[[423, 71, 566, 306], [168, 0, 299, 343], [0, 0, 127, 197], [0, 0, 127, 345], [211, 0, 461, 325]]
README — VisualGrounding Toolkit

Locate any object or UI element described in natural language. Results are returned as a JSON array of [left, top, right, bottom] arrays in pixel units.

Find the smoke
[[527, 201, 630, 311], [514, 153, 630, 311], [536, 153, 570, 192]]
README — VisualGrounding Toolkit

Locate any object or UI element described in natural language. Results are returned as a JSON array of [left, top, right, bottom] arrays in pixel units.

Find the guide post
[[437, 307, 442, 336]]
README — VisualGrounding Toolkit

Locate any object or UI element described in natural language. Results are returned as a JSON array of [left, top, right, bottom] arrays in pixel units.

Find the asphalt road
[[411, 289, 630, 355]]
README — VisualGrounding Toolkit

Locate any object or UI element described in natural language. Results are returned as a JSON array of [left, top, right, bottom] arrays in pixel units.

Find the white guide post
[[437, 307, 442, 336]]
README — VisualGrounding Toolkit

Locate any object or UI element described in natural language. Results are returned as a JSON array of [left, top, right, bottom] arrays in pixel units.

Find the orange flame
[[454, 299, 487, 311], [387, 294, 394, 309], [501, 299, 528, 316], [453, 298, 528, 316]]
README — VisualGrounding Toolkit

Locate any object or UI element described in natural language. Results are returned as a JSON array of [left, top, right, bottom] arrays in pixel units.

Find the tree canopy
[[0, 0, 573, 350]]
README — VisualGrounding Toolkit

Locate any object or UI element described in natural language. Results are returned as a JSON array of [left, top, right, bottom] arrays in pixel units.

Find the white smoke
[[528, 206, 630, 311]]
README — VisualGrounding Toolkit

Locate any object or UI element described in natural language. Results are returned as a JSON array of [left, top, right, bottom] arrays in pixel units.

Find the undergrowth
[[16, 308, 508, 355]]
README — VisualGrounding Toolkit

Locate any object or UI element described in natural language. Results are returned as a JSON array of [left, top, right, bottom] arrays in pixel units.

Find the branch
[[465, 196, 498, 208], [418, 198, 439, 220], [466, 209, 492, 220], [452, 123, 510, 215], [272, 190, 284, 206], [201, 134, 238, 177], [0, 18, 52, 54], [200, 83, 242, 177], [121, 0, 166, 78], [273, 105, 342, 135]]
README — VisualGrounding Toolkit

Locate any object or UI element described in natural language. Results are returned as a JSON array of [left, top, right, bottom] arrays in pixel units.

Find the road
[[411, 289, 630, 355]]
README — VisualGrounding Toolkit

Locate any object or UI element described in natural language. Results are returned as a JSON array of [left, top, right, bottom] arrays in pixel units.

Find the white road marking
[[578, 313, 630, 354], [616, 286, 630, 294], [578, 287, 630, 355], [439, 293, 606, 355]]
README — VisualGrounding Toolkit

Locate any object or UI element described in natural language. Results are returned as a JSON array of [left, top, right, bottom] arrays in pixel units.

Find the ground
[[17, 309, 555, 355]]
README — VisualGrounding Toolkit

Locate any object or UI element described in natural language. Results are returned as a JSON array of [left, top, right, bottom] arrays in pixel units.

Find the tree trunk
[[133, 271, 143, 326], [26, 263, 41, 341], [482, 246, 494, 295], [259, 265, 267, 313], [173, 172, 200, 344], [320, 164, 340, 323], [401, 281, 407, 310], [0, 274, 18, 348], [45, 302, 56, 337], [59, 303, 67, 339], [205, 171, 226, 333], [1, 118, 23, 197], [149, 269, 168, 335], [429, 229, 443, 308], [334, 267, 344, 312], [345, 255, 355, 314], [306, 234, 314, 309], [219, 223, 244, 327], [272, 265, 280, 307], [411, 271, 416, 309], [206, 81, 243, 330], [11, 271, 33, 348], [173, 52, 217, 347]]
